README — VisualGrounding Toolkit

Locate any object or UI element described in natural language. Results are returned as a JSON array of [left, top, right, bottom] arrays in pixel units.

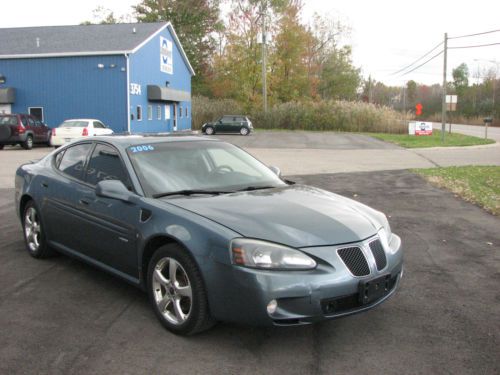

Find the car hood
[[163, 185, 384, 248]]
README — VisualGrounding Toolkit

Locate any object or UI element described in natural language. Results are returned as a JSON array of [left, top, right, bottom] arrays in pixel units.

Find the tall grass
[[192, 96, 405, 134]]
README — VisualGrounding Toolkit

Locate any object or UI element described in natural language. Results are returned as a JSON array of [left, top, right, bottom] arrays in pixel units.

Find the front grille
[[369, 239, 387, 271], [337, 247, 370, 276]]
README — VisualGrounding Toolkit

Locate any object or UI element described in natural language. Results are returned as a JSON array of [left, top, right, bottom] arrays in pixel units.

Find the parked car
[[15, 135, 403, 335], [201, 115, 253, 136], [50, 119, 113, 147], [0, 114, 51, 150]]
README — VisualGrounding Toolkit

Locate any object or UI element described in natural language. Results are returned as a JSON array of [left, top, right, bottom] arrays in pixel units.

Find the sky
[[1, 0, 499, 87]]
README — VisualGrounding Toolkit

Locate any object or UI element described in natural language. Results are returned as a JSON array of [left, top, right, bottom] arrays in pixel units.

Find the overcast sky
[[2, 0, 499, 87]]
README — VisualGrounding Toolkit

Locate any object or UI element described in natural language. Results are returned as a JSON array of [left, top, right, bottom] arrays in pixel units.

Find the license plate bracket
[[358, 274, 391, 305]]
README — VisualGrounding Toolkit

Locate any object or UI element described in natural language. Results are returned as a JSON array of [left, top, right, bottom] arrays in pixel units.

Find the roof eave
[[0, 51, 130, 59]]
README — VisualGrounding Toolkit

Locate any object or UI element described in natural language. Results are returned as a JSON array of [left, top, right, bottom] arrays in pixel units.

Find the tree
[[81, 6, 132, 25], [318, 46, 360, 100], [134, 0, 223, 95], [406, 80, 417, 106], [452, 63, 469, 91]]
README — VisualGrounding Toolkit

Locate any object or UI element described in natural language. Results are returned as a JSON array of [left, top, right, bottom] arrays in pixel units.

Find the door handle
[[41, 182, 48, 188], [79, 199, 90, 205]]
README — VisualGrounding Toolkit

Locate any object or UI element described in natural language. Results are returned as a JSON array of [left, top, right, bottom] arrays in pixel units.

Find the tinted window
[[86, 144, 131, 188], [28, 117, 36, 127], [93, 121, 105, 129], [59, 121, 88, 128], [0, 115, 18, 126], [21, 116, 28, 126], [58, 143, 92, 180]]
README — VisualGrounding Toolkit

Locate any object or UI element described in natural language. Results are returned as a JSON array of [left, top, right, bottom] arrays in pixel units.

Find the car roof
[[63, 119, 101, 122], [89, 134, 222, 148]]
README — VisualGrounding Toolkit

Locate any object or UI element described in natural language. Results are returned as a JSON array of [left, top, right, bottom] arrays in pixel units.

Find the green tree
[[452, 63, 469, 91], [406, 80, 417, 106], [134, 0, 223, 95], [318, 46, 360, 100]]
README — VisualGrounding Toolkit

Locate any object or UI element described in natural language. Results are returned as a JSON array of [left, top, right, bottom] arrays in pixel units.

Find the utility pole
[[261, 0, 268, 112], [403, 83, 407, 127], [441, 33, 448, 142]]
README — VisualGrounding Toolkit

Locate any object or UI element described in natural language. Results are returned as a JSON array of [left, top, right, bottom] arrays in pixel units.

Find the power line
[[390, 41, 443, 76], [401, 50, 444, 76], [449, 29, 500, 40], [449, 42, 500, 49]]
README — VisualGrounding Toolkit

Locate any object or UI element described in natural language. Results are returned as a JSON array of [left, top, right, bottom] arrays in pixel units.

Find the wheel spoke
[[176, 285, 192, 299], [169, 260, 178, 284], [157, 295, 171, 312], [173, 297, 186, 322], [154, 269, 169, 286]]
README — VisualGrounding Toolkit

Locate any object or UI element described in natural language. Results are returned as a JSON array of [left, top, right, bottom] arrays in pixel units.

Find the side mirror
[[96, 180, 135, 203], [269, 166, 282, 178]]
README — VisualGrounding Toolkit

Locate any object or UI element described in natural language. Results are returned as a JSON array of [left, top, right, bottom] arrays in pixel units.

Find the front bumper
[[208, 234, 403, 326]]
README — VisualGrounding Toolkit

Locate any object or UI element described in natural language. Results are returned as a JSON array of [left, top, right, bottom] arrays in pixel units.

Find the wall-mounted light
[[165, 81, 170, 87], [97, 64, 104, 69], [0, 75, 5, 84], [121, 67, 126, 72], [110, 64, 116, 68]]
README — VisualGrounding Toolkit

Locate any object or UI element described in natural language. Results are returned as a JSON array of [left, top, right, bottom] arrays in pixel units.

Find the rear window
[[0, 116, 17, 126], [58, 121, 88, 128]]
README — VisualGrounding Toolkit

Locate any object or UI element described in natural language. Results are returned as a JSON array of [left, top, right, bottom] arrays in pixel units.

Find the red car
[[0, 114, 51, 150]]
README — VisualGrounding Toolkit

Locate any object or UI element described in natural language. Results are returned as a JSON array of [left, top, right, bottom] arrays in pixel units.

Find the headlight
[[231, 238, 316, 270], [378, 214, 393, 252]]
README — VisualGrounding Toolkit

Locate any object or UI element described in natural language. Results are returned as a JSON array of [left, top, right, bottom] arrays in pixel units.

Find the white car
[[50, 119, 113, 147]]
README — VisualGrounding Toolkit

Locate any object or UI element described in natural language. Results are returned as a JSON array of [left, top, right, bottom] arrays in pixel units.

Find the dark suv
[[0, 114, 51, 150], [201, 115, 253, 136]]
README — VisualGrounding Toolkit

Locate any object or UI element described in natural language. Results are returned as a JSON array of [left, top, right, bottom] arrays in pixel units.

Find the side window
[[35, 119, 42, 127], [137, 106, 142, 121], [179, 106, 183, 118], [93, 121, 105, 129], [147, 105, 153, 120], [157, 105, 161, 120], [85, 144, 131, 188], [28, 117, 36, 127], [57, 143, 92, 181], [185, 107, 188, 118], [21, 116, 28, 126]]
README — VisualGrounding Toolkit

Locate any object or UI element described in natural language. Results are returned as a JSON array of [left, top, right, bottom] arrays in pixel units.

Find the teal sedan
[[15, 135, 403, 335]]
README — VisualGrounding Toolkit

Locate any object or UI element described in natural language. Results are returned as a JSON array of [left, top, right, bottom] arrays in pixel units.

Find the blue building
[[0, 22, 194, 133]]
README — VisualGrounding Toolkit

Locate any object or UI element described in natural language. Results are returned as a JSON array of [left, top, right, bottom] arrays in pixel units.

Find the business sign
[[130, 83, 141, 95], [446, 95, 458, 111], [160, 37, 173, 74], [409, 121, 433, 136]]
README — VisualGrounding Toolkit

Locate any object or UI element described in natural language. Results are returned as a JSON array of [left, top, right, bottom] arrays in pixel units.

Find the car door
[[76, 142, 139, 277], [27, 116, 42, 142], [42, 142, 94, 251], [35, 119, 50, 143], [218, 116, 232, 133]]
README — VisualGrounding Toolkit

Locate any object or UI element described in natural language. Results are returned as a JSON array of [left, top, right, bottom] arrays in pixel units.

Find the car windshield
[[58, 121, 88, 128], [127, 140, 286, 197], [0, 115, 18, 126]]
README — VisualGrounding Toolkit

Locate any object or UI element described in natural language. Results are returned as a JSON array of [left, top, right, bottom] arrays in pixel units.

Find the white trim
[[136, 105, 142, 121], [125, 54, 131, 133], [131, 23, 169, 54], [28, 106, 44, 122], [0, 51, 129, 59], [157, 105, 161, 120]]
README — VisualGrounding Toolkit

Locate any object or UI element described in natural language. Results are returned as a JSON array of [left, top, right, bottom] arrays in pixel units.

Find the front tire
[[204, 126, 215, 135], [147, 244, 215, 335], [240, 127, 249, 136], [22, 201, 55, 258], [22, 135, 33, 150]]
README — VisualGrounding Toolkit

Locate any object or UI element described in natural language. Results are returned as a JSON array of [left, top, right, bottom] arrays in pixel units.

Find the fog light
[[267, 299, 277, 314]]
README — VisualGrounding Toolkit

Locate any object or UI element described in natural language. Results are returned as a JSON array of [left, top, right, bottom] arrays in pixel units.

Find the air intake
[[337, 247, 370, 276]]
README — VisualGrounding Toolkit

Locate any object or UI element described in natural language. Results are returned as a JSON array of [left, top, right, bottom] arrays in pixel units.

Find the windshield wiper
[[153, 189, 232, 198], [236, 186, 276, 192]]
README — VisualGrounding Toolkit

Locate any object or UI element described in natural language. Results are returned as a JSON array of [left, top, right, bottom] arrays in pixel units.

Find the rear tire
[[22, 135, 33, 150], [22, 201, 56, 258], [240, 127, 249, 136], [147, 244, 215, 335]]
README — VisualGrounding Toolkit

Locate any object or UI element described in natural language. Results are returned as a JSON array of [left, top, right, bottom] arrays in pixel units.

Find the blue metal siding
[[0, 55, 127, 132], [129, 26, 192, 133]]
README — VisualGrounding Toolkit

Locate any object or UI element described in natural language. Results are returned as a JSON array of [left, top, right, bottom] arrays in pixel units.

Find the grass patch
[[413, 166, 500, 215], [368, 130, 494, 148]]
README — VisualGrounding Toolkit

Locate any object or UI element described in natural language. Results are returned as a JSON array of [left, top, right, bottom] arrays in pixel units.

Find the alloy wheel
[[24, 207, 41, 252], [152, 257, 193, 325]]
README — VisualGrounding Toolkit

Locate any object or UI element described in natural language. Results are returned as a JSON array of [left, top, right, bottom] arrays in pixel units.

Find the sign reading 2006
[[160, 36, 173, 74]]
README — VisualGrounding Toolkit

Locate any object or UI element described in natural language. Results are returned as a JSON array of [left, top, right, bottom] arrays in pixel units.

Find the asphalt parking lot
[[1, 170, 499, 375]]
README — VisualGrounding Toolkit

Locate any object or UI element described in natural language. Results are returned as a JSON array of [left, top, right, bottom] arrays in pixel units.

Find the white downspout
[[125, 53, 131, 133]]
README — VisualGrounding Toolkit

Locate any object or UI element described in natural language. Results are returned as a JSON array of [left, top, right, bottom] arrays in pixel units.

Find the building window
[[147, 105, 153, 120], [136, 105, 142, 121], [185, 107, 188, 118], [28, 107, 44, 122], [165, 105, 170, 120], [157, 105, 161, 120], [179, 106, 183, 118]]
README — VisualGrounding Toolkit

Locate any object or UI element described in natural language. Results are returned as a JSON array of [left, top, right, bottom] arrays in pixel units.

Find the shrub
[[192, 96, 405, 134]]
